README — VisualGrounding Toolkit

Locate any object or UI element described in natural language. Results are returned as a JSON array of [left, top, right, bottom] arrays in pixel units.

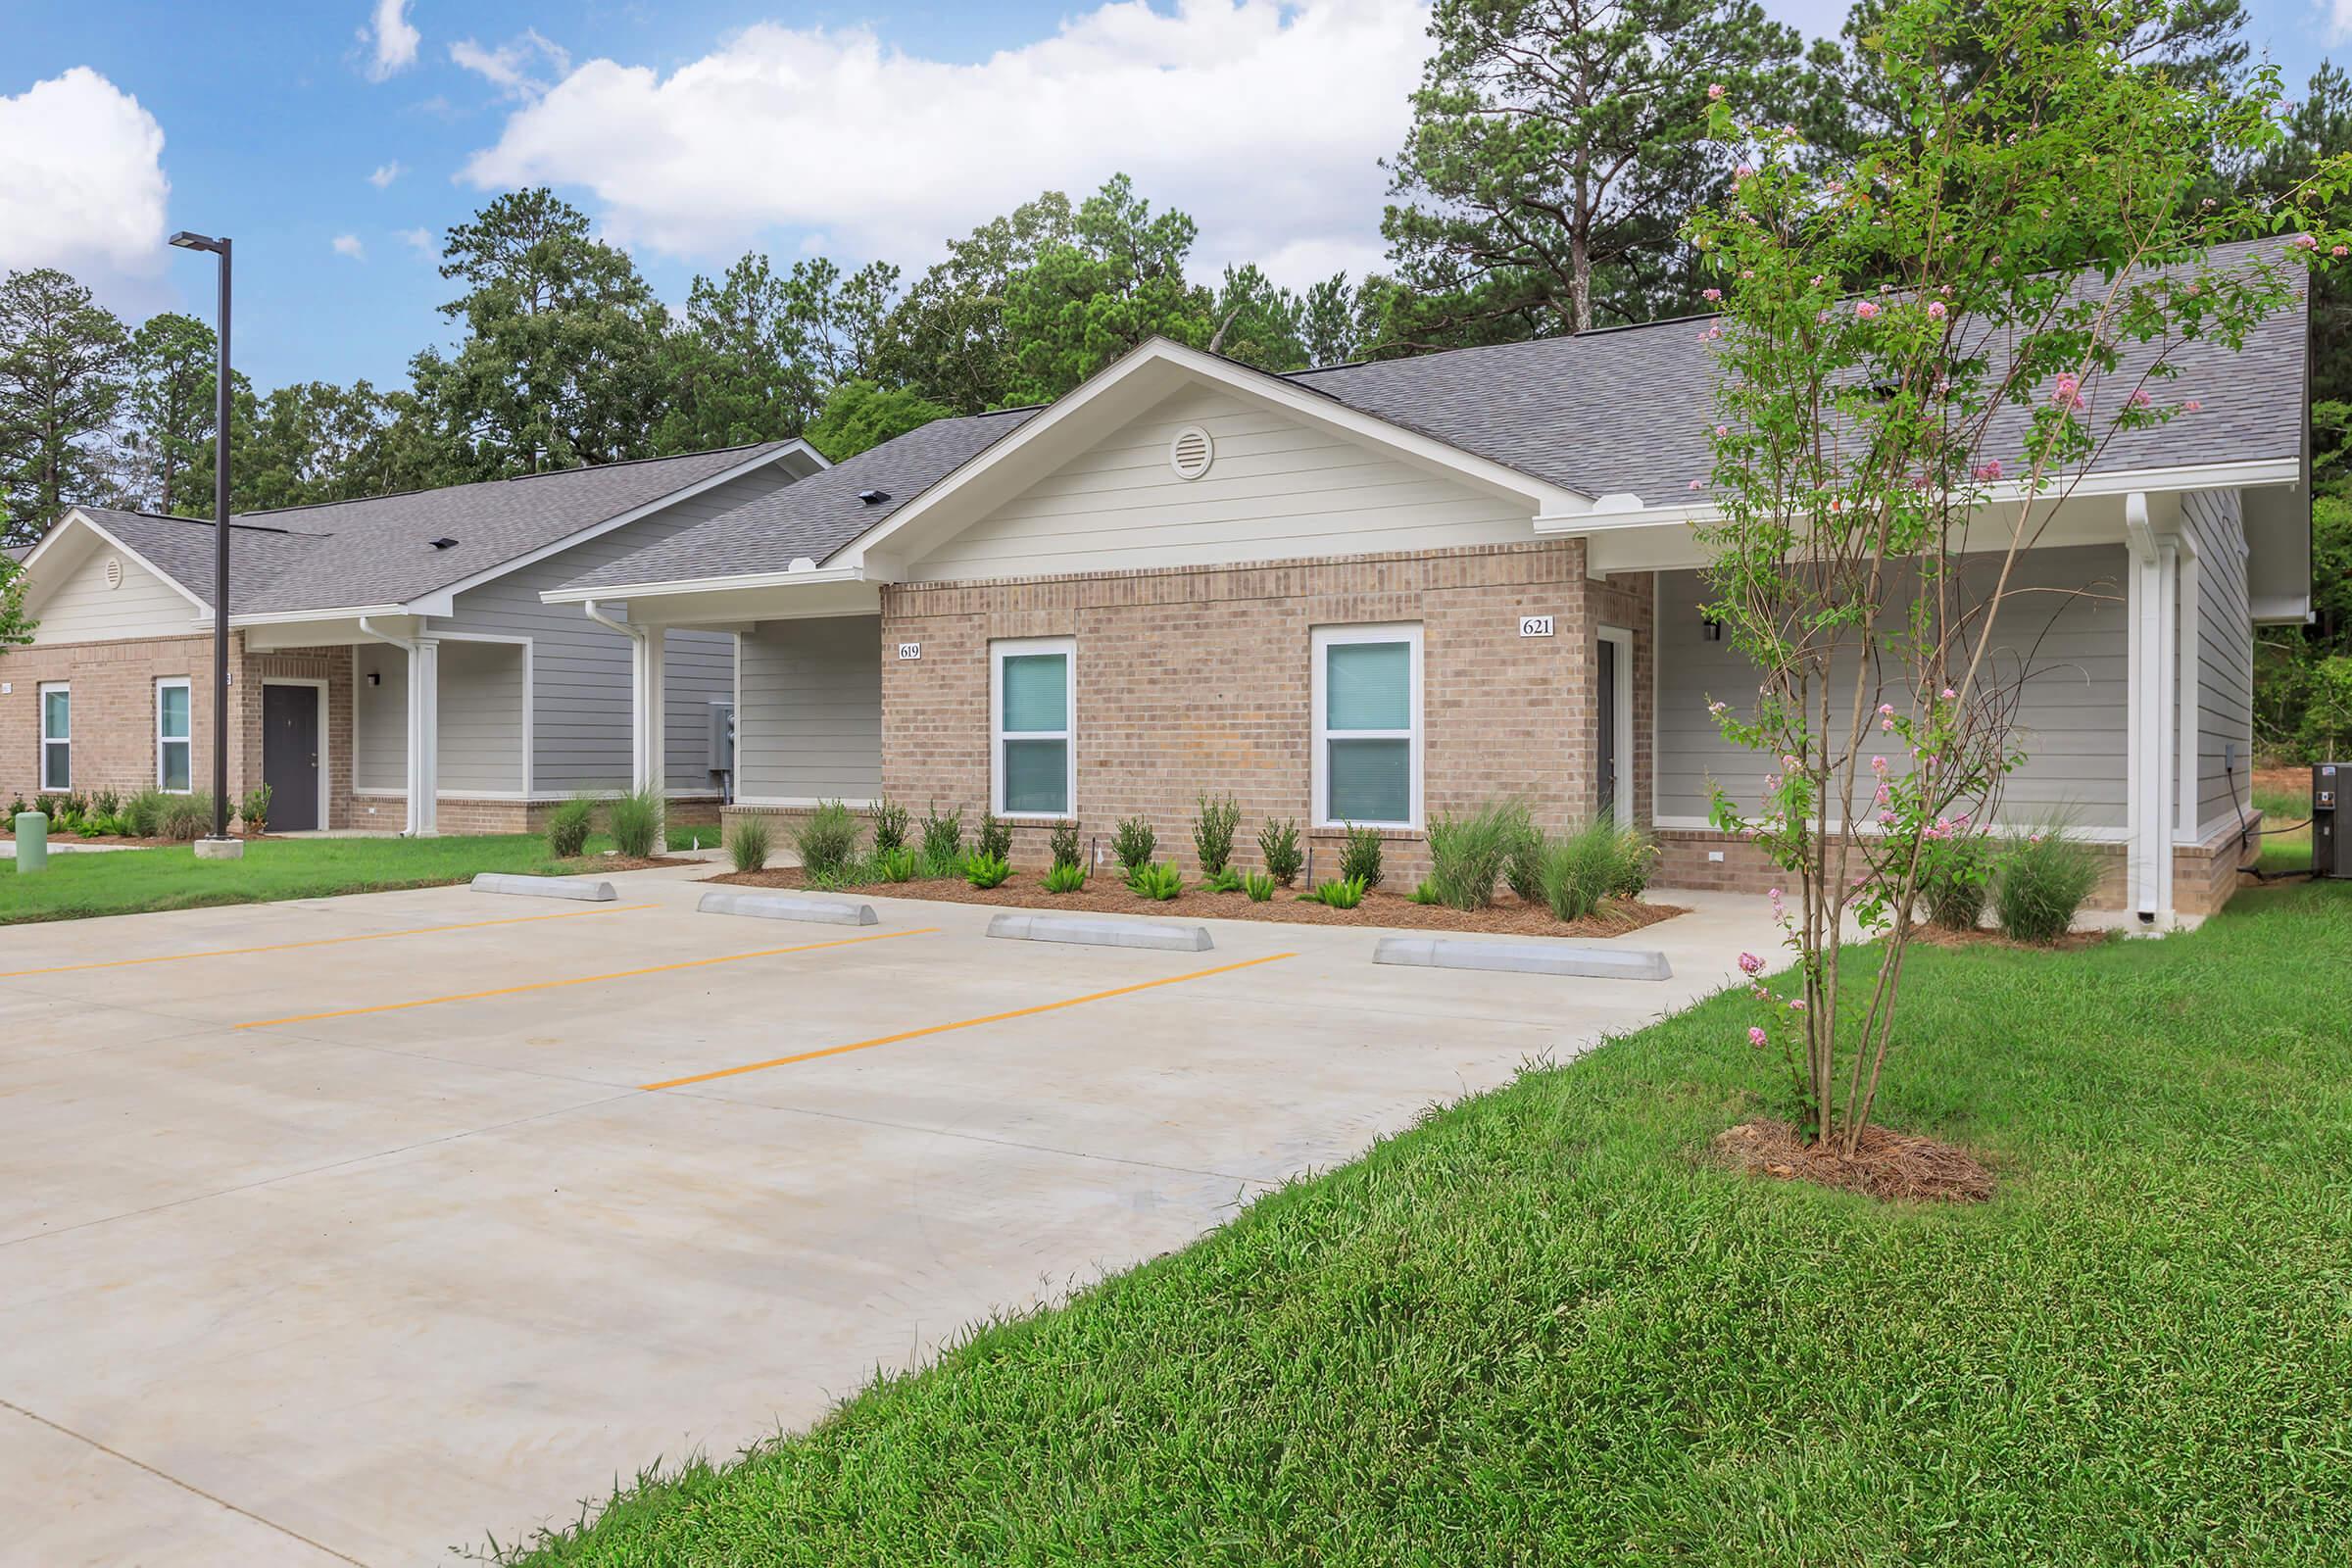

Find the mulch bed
[[1711, 1118, 1995, 1203], [567, 854, 702, 872], [709, 865, 1685, 939], [1910, 924, 2111, 953]]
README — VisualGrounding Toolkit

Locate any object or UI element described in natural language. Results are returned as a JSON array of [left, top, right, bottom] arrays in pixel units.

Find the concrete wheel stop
[[1372, 935, 1671, 980], [470, 872, 617, 902], [698, 890, 878, 926], [985, 912, 1213, 952]]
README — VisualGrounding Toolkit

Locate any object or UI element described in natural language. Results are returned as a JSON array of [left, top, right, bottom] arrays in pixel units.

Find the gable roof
[[553, 238, 2308, 600], [25, 440, 819, 618]]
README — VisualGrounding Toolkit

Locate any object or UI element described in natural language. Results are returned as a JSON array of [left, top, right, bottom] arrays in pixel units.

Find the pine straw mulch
[[710, 865, 1686, 939], [564, 854, 704, 873], [1910, 923, 2112, 953], [1711, 1118, 1996, 1203]]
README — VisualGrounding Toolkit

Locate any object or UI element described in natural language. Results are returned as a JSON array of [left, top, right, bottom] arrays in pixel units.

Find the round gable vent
[[103, 556, 123, 591], [1169, 425, 1214, 481]]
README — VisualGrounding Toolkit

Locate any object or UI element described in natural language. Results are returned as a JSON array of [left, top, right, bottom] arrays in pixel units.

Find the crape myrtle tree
[[1687, 0, 2345, 1152]]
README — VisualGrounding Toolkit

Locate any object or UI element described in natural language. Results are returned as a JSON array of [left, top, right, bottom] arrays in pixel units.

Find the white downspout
[[2122, 495, 2178, 926]]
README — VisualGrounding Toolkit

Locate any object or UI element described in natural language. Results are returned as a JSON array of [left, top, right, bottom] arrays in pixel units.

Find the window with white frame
[[38, 683, 70, 791], [992, 637, 1075, 817], [1312, 624, 1421, 828], [157, 678, 192, 792]]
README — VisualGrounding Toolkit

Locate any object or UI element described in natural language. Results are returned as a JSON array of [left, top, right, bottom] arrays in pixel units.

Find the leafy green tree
[[805, 378, 954, 463], [419, 188, 670, 475], [0, 500, 32, 649], [0, 269, 130, 542], [1001, 175, 1217, 402], [1203, 264, 1309, 371], [881, 191, 1078, 414], [121, 312, 218, 514], [658, 253, 903, 452], [1384, 0, 1814, 339]]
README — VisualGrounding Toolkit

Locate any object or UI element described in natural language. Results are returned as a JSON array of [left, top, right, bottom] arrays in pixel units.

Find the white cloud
[[368, 160, 404, 188], [332, 232, 366, 259], [395, 225, 438, 260], [363, 0, 421, 81], [0, 69, 171, 292], [2328, 0, 2352, 43], [458, 0, 1430, 290], [451, 29, 572, 101]]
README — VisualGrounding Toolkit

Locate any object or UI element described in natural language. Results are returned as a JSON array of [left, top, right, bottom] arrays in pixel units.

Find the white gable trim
[[18, 510, 212, 618]]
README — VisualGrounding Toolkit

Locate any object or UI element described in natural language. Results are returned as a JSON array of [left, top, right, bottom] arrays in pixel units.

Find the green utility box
[[13, 810, 47, 872]]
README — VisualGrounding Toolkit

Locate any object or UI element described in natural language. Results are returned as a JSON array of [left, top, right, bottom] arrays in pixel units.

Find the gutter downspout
[[2122, 494, 2178, 927]]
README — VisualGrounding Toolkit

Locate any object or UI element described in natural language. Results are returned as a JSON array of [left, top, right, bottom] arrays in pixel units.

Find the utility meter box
[[2317, 763, 2346, 880]]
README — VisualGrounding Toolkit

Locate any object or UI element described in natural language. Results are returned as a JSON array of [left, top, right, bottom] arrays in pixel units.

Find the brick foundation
[[358, 793, 722, 835]]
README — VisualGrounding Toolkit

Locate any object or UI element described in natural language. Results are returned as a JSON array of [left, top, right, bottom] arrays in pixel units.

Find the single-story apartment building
[[1, 440, 825, 832], [539, 241, 2310, 926]]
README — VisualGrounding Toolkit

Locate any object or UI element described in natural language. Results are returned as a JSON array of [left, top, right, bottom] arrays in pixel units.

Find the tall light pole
[[169, 229, 238, 855]]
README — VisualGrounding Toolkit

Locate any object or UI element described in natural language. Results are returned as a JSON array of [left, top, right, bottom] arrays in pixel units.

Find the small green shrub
[[1502, 815, 1545, 903], [976, 809, 1012, 863], [793, 799, 862, 880], [1257, 817, 1303, 886], [5, 795, 25, 819], [91, 789, 121, 817], [63, 791, 88, 819], [1607, 824, 1657, 899], [608, 785, 663, 858], [1191, 793, 1240, 875], [1202, 866, 1245, 894], [159, 792, 214, 843], [238, 783, 273, 834], [920, 802, 964, 876], [1338, 823, 1385, 888], [1112, 814, 1156, 872], [1409, 879, 1442, 906], [547, 796, 596, 858], [122, 789, 165, 838], [1920, 832, 1993, 931], [1537, 817, 1619, 922], [1243, 871, 1277, 903], [1300, 875, 1366, 909], [1042, 860, 1089, 894], [964, 852, 1012, 889], [1127, 860, 1184, 900], [1994, 825, 2102, 943], [1424, 800, 1527, 910], [869, 797, 910, 854], [875, 846, 919, 882], [728, 816, 773, 874], [1047, 818, 1082, 869]]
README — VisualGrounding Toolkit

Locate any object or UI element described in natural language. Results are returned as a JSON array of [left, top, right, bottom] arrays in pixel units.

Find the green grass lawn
[[2253, 775, 2316, 873], [0, 830, 704, 926], [505, 882, 2352, 1566]]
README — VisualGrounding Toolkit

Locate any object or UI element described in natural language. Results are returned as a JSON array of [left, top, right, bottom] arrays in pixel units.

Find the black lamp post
[[169, 229, 233, 847]]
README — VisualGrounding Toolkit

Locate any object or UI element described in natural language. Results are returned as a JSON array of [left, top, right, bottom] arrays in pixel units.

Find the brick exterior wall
[[874, 540, 1653, 884], [361, 793, 723, 835]]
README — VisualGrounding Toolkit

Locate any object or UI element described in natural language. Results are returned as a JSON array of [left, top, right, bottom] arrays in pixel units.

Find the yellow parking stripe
[[640, 951, 1299, 1091], [0, 904, 662, 980], [236, 927, 935, 1029]]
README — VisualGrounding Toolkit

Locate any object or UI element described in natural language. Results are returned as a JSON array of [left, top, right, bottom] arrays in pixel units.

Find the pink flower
[[2051, 372, 2082, 410], [2129, 388, 2152, 409], [1735, 163, 1755, 179], [1927, 300, 1947, 319], [1973, 459, 2004, 481], [1940, 686, 1957, 701], [1713, 423, 1729, 437], [1809, 274, 1825, 286], [1703, 287, 1722, 301], [1877, 809, 1896, 826], [2335, 245, 2349, 258], [1708, 82, 1726, 101], [1689, 478, 1703, 490], [1870, 754, 1888, 774], [1739, 952, 1764, 974], [2292, 233, 2320, 251], [1881, 716, 1894, 731], [2184, 399, 2203, 413], [1740, 268, 1754, 279], [1707, 699, 1728, 717], [1747, 1025, 1769, 1048], [1874, 782, 1890, 807], [1781, 753, 1801, 770], [1878, 703, 1893, 716], [1855, 301, 1881, 319], [1788, 998, 1807, 1011]]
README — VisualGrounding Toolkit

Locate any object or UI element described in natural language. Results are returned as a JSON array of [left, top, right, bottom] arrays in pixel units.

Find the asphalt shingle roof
[[561, 239, 2307, 597], [61, 441, 801, 615]]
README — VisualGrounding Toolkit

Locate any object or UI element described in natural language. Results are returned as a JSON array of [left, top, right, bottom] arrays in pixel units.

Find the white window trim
[[38, 681, 70, 792], [156, 677, 192, 794], [990, 636, 1076, 820], [1311, 622, 1423, 830]]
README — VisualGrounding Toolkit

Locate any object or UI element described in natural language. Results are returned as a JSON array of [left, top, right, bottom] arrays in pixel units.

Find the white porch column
[[631, 625, 667, 802], [2124, 494, 2178, 924], [407, 636, 440, 837]]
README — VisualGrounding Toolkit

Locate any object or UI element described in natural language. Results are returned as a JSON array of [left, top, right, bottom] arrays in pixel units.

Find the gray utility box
[[2317, 763, 2347, 879]]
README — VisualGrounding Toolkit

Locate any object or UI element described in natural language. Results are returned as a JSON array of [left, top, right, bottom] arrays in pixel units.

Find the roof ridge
[[231, 439, 791, 519]]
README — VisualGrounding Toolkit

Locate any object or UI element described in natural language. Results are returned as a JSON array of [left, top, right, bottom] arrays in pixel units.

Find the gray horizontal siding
[[1656, 544, 2132, 831], [736, 615, 882, 802], [353, 643, 405, 792], [437, 639, 524, 794], [2183, 489, 2253, 833]]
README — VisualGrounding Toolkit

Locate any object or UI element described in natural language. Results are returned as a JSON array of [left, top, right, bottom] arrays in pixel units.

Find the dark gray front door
[[262, 685, 319, 832], [1596, 638, 1618, 818]]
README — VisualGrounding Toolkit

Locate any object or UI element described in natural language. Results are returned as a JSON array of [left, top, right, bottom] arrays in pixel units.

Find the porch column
[[631, 624, 666, 802], [2124, 494, 2178, 923], [407, 636, 440, 837]]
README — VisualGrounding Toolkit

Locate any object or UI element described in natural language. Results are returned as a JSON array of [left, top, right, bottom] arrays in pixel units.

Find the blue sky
[[4, 0, 2339, 395]]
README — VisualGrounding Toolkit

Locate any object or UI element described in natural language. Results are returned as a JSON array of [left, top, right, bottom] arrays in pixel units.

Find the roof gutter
[[582, 599, 645, 643], [543, 564, 873, 607]]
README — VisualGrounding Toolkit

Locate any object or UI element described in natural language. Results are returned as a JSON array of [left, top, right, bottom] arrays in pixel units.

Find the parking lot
[[0, 864, 1770, 1566]]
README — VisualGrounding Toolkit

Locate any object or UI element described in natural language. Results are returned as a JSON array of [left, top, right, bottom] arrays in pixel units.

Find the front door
[[262, 684, 320, 832], [1596, 637, 1619, 820]]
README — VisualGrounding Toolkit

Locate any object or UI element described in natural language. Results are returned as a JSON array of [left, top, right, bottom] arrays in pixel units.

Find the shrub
[[120, 789, 164, 838], [875, 846, 918, 882], [1256, 817, 1303, 886], [1338, 823, 1385, 888], [1202, 866, 1245, 894], [91, 789, 121, 817], [1048, 818, 1082, 869], [1424, 800, 1527, 910], [1607, 824, 1657, 899], [1537, 817, 1621, 922], [1920, 832, 1993, 931], [1994, 826, 2102, 944], [1127, 860, 1184, 901], [964, 852, 1013, 889], [1301, 875, 1366, 909], [547, 795, 595, 858], [159, 792, 214, 842], [1409, 879, 1442, 906], [64, 791, 88, 819], [6, 795, 25, 819], [608, 786, 663, 858], [869, 797, 910, 854], [1042, 860, 1088, 894], [976, 809, 1012, 863], [1503, 817, 1546, 903], [1111, 814, 1156, 872], [793, 799, 861, 881], [239, 784, 273, 835], [1243, 871, 1277, 903], [728, 816, 772, 874], [920, 802, 964, 876], [1191, 793, 1240, 875]]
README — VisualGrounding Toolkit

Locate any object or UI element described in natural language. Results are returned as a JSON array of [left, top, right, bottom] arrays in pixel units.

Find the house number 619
[[897, 642, 922, 660]]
